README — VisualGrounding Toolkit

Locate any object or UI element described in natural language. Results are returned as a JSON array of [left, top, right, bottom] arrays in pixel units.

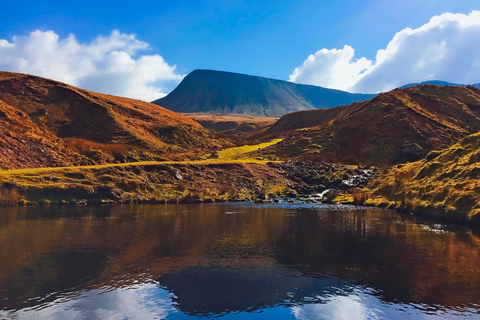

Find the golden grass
[[214, 139, 283, 160], [257, 85, 480, 166], [0, 159, 279, 177], [0, 139, 283, 180], [369, 132, 480, 222]]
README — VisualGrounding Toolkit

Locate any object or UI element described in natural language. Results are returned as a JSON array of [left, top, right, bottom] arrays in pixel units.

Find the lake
[[0, 203, 480, 319]]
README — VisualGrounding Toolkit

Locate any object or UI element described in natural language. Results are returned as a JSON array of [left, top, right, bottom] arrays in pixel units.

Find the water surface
[[0, 203, 480, 319]]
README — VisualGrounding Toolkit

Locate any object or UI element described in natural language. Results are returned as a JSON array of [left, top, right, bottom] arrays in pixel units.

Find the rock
[[30, 108, 48, 117], [398, 143, 425, 162]]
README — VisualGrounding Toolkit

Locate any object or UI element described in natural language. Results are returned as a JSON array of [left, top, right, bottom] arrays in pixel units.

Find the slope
[[256, 85, 480, 166], [0, 71, 229, 169], [0, 100, 92, 170], [368, 131, 480, 222], [152, 69, 375, 117]]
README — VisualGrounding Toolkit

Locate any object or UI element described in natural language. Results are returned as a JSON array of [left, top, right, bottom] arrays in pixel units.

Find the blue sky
[[1, 0, 479, 99]]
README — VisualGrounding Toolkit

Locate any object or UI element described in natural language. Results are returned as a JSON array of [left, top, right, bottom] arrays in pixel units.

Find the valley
[[185, 113, 279, 136], [4, 4, 480, 319], [1, 71, 480, 224]]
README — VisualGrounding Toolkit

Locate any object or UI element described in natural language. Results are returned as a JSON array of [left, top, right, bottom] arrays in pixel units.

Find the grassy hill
[[255, 85, 480, 166], [0, 71, 230, 169], [152, 69, 375, 117], [368, 131, 480, 223], [0, 99, 91, 169]]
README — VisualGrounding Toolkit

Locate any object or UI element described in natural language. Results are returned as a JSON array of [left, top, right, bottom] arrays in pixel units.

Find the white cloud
[[0, 30, 184, 101], [1, 283, 177, 320], [290, 11, 480, 93], [289, 45, 372, 91]]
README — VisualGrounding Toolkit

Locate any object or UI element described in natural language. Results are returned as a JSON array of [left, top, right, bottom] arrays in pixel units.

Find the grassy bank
[[366, 132, 480, 223], [0, 161, 291, 205], [0, 139, 289, 205], [0, 160, 368, 207]]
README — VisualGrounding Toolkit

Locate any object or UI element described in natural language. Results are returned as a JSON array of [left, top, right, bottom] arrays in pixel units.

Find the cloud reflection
[[0, 283, 177, 320]]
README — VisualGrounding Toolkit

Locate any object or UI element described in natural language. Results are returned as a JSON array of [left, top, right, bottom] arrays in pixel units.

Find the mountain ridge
[[152, 69, 376, 116], [399, 80, 480, 89], [254, 84, 480, 166]]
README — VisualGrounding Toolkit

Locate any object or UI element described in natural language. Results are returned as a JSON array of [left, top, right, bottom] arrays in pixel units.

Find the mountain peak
[[153, 70, 375, 116]]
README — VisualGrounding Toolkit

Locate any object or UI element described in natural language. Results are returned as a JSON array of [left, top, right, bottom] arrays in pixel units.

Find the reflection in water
[[0, 203, 480, 319], [157, 264, 352, 316]]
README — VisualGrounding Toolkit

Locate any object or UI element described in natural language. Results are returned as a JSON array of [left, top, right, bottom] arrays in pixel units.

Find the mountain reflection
[[157, 265, 352, 316], [0, 203, 480, 318]]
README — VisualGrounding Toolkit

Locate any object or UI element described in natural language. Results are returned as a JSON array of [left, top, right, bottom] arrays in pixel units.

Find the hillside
[[152, 69, 375, 117], [0, 100, 93, 169], [0, 71, 228, 169], [255, 85, 480, 166], [368, 132, 480, 222]]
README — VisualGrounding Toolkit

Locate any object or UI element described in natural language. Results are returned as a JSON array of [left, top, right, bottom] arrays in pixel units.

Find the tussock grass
[[369, 132, 480, 222], [0, 159, 278, 178], [0, 138, 286, 205]]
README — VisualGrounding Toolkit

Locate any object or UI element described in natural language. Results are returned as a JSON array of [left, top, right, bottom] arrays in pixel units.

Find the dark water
[[1, 203, 480, 320]]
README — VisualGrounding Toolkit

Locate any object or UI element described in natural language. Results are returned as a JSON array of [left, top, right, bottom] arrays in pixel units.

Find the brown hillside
[[258, 85, 480, 166], [0, 100, 92, 169], [0, 72, 228, 169]]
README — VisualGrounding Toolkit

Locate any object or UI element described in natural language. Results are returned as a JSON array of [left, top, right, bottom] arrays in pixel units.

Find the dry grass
[[0, 71, 233, 169], [0, 161, 289, 205], [368, 132, 480, 222], [214, 139, 283, 160], [0, 138, 283, 179], [0, 189, 20, 206], [257, 85, 480, 166], [0, 138, 286, 204], [0, 159, 279, 178]]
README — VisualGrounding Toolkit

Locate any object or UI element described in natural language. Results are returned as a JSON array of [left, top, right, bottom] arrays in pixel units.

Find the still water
[[0, 203, 480, 320]]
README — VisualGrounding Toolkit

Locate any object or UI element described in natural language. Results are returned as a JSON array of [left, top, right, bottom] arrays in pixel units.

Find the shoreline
[[3, 191, 480, 227]]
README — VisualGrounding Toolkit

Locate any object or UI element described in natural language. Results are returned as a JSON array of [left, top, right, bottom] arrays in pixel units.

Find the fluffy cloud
[[0, 30, 184, 101], [290, 11, 480, 93], [289, 45, 372, 91]]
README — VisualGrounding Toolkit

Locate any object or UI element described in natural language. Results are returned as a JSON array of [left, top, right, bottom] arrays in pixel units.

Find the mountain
[[400, 80, 480, 89], [152, 69, 375, 117], [0, 71, 228, 169], [255, 84, 480, 166]]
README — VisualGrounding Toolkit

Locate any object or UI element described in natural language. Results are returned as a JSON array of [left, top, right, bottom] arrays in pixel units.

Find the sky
[[0, 0, 479, 100]]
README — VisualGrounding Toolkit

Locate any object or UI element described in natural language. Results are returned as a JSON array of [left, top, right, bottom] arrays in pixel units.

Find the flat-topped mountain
[[152, 69, 375, 117], [0, 71, 228, 169], [256, 85, 480, 166]]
